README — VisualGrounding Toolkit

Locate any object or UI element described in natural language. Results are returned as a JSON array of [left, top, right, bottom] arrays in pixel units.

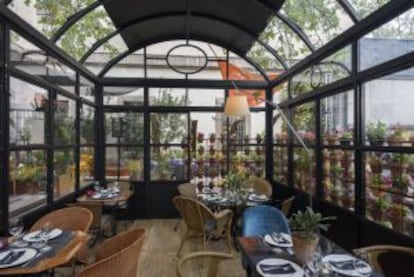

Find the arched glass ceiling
[[100, 40, 275, 81], [6, 0, 395, 77]]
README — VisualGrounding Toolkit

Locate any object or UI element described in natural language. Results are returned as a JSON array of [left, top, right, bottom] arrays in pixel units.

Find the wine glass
[[353, 250, 371, 277], [8, 218, 23, 239], [39, 222, 52, 252]]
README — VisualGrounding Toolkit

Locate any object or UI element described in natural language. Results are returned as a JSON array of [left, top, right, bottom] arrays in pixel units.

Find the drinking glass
[[8, 218, 23, 238], [39, 222, 52, 252], [353, 250, 371, 277]]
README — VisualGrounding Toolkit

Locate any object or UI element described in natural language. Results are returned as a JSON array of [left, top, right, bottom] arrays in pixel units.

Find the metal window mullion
[[75, 73, 80, 193]]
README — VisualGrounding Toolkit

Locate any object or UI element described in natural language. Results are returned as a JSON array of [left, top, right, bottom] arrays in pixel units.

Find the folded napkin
[[0, 251, 25, 265], [329, 259, 356, 270], [259, 263, 296, 274], [271, 233, 290, 244]]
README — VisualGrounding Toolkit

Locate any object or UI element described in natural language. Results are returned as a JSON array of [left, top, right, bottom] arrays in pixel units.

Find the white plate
[[264, 233, 293, 248], [322, 254, 372, 277], [23, 228, 63, 242], [256, 258, 303, 277], [92, 193, 102, 199], [248, 194, 268, 202], [0, 248, 37, 268]]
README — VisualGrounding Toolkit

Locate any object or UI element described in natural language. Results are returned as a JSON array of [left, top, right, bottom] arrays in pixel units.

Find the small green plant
[[366, 120, 387, 141], [223, 171, 247, 192], [375, 197, 391, 211], [391, 153, 409, 164], [340, 130, 353, 140], [289, 207, 336, 240]]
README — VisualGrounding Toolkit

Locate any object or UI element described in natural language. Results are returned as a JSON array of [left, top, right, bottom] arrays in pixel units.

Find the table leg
[[111, 205, 118, 236]]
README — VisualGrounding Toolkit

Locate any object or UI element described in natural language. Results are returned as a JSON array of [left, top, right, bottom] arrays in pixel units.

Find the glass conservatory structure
[[0, 0, 414, 249]]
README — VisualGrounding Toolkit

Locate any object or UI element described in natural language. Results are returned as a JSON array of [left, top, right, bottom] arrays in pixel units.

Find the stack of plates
[[256, 258, 303, 277]]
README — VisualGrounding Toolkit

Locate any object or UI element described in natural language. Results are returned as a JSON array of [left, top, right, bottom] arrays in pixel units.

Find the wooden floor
[[58, 219, 246, 276], [132, 219, 245, 277]]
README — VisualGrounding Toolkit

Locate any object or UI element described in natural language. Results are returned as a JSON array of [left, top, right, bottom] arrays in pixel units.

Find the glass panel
[[293, 148, 316, 193], [292, 102, 316, 146], [360, 7, 414, 70], [54, 149, 75, 199], [363, 69, 414, 147], [365, 152, 414, 237], [150, 147, 188, 181], [9, 0, 96, 38], [349, 0, 390, 18], [11, 31, 76, 94], [280, 0, 353, 48], [273, 146, 288, 184], [150, 113, 188, 144], [9, 77, 47, 145], [228, 54, 267, 80], [322, 149, 355, 211], [321, 91, 354, 146], [105, 147, 118, 181], [80, 104, 95, 145], [56, 6, 116, 59], [104, 49, 145, 77], [83, 34, 128, 73], [120, 147, 144, 181], [246, 42, 284, 74], [105, 146, 144, 181], [54, 95, 76, 146], [80, 147, 94, 186], [105, 112, 144, 145], [80, 75, 95, 102], [291, 46, 351, 97], [260, 16, 312, 66], [149, 88, 224, 107], [103, 87, 144, 106], [9, 150, 47, 217]]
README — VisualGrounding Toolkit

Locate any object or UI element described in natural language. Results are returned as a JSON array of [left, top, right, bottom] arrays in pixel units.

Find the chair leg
[[226, 232, 233, 254], [177, 231, 188, 256], [173, 218, 181, 231]]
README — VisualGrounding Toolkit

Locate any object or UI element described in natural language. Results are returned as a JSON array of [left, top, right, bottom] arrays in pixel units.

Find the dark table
[[236, 236, 383, 277]]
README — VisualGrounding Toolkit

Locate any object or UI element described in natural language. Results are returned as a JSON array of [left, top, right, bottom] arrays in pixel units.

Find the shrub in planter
[[366, 120, 387, 146]]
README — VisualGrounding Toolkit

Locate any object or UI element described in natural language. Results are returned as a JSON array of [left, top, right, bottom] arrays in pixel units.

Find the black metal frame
[[0, 0, 413, 247]]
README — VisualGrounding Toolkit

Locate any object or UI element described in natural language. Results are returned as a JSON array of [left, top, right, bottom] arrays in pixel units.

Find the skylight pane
[[9, 0, 96, 39], [348, 0, 390, 18], [260, 16, 312, 67], [280, 0, 354, 49], [83, 34, 128, 74], [56, 5, 116, 59], [246, 42, 285, 78]]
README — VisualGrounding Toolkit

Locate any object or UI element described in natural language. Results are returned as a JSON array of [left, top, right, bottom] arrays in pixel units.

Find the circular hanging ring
[[166, 44, 208, 75]]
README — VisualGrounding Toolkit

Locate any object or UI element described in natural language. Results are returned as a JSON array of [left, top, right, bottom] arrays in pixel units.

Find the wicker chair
[[173, 196, 233, 256], [31, 207, 93, 265], [76, 228, 146, 277], [174, 183, 197, 231], [248, 176, 272, 198], [67, 202, 104, 245], [353, 245, 414, 276], [106, 181, 133, 232], [280, 196, 295, 216], [177, 251, 233, 277]]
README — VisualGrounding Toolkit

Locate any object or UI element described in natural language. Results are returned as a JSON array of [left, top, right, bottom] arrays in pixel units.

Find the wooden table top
[[0, 231, 89, 275], [77, 190, 133, 205]]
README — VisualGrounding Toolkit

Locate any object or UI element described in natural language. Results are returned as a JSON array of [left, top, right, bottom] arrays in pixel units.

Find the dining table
[[76, 189, 134, 236], [0, 230, 89, 275], [236, 236, 383, 277]]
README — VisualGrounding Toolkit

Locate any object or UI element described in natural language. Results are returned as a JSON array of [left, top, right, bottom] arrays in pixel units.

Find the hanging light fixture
[[224, 95, 250, 117]]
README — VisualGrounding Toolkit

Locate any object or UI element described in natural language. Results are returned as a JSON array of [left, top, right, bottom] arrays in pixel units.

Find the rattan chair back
[[178, 183, 197, 198], [281, 196, 295, 216], [67, 202, 103, 230], [30, 207, 93, 232], [177, 251, 233, 277], [173, 196, 214, 234], [76, 228, 146, 277], [353, 245, 414, 275], [248, 176, 272, 198]]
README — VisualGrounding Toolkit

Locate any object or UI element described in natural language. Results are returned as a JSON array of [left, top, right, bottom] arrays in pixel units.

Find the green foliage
[[223, 171, 247, 192], [54, 114, 74, 145], [340, 130, 353, 140], [24, 0, 118, 59], [80, 110, 94, 144], [366, 120, 387, 141], [289, 207, 336, 240]]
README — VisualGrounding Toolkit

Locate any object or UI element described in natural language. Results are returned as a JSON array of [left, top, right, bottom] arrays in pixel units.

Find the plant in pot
[[390, 153, 408, 183], [339, 130, 353, 146], [197, 132, 205, 143], [209, 133, 216, 143], [325, 130, 339, 145], [387, 123, 406, 146], [366, 120, 387, 146], [289, 207, 336, 265]]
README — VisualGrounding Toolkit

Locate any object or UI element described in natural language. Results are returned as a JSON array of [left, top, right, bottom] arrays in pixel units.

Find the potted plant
[[275, 132, 287, 144], [387, 123, 406, 146], [366, 120, 387, 146], [325, 130, 339, 145], [197, 145, 205, 156], [289, 207, 336, 265], [339, 130, 353, 146], [369, 195, 391, 222], [390, 153, 408, 181], [244, 135, 250, 144], [197, 132, 205, 143], [256, 133, 263, 144]]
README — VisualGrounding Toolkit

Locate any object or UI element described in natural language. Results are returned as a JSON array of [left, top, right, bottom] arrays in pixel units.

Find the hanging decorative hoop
[[166, 44, 208, 75]]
